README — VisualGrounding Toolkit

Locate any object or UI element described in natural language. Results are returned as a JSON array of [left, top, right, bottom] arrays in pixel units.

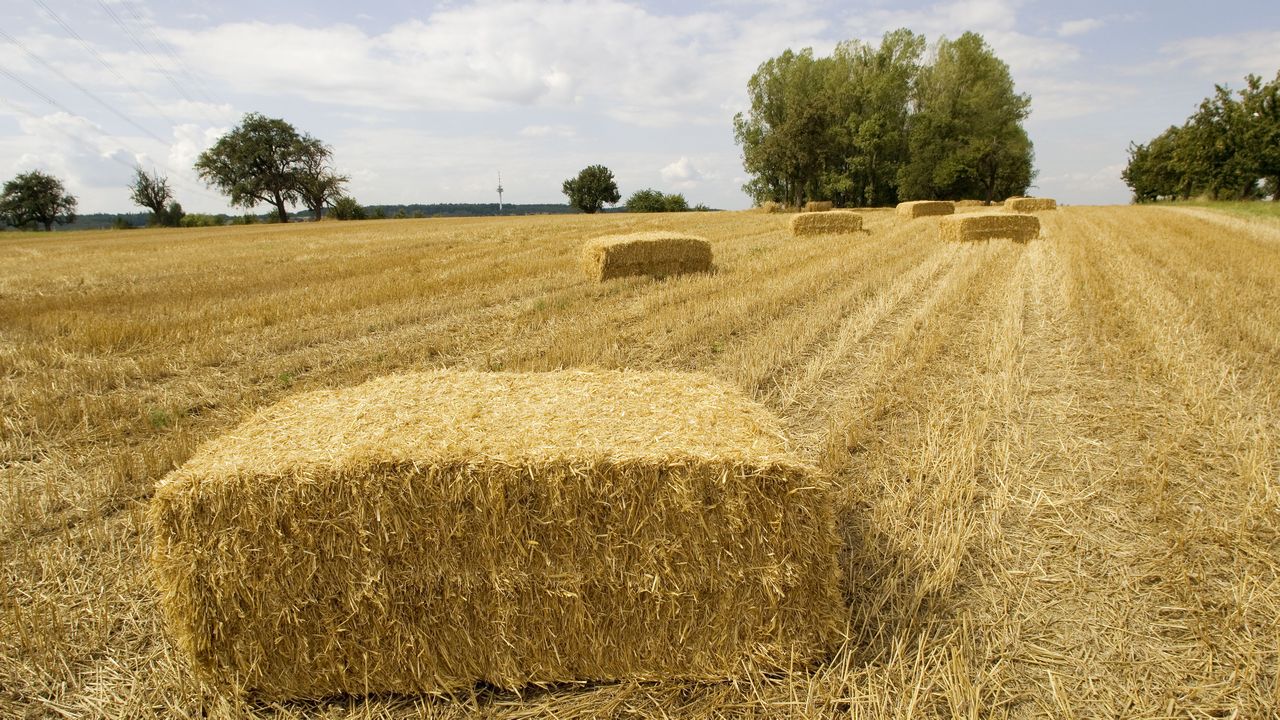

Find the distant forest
[[42, 203, 631, 231]]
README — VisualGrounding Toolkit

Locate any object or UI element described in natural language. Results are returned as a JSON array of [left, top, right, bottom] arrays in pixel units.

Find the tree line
[[1122, 72, 1280, 202], [734, 29, 1034, 208]]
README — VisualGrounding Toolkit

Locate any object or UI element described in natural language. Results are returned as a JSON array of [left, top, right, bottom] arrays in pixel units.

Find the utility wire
[[31, 0, 181, 129], [0, 28, 169, 144], [0, 95, 227, 206], [123, 1, 222, 108], [95, 0, 219, 127]]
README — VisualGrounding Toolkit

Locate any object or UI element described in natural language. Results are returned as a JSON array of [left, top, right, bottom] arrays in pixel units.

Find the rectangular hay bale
[[759, 200, 783, 213], [580, 231, 712, 281], [939, 211, 1040, 243], [802, 200, 834, 212], [896, 200, 955, 219], [150, 370, 843, 699], [789, 210, 863, 236], [1004, 197, 1057, 212]]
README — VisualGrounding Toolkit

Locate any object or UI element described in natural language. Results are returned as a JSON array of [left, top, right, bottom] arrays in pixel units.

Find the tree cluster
[[626, 189, 689, 212], [1123, 72, 1280, 202], [196, 113, 348, 222], [734, 30, 1034, 208]]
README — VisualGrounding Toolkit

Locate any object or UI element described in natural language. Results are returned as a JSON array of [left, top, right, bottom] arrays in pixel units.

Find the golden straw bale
[[150, 370, 843, 699], [896, 200, 955, 219], [759, 201, 783, 213], [954, 199, 992, 207], [803, 200, 834, 212], [789, 210, 863, 237], [1005, 197, 1057, 212], [939, 211, 1040, 243], [580, 232, 712, 281]]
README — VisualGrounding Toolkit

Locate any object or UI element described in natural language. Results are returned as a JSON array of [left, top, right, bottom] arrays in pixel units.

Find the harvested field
[[789, 210, 864, 236], [939, 210, 1040, 242], [896, 200, 955, 219], [803, 201, 834, 212], [3, 206, 1279, 718], [580, 231, 712, 281], [1005, 197, 1057, 212], [151, 369, 841, 698]]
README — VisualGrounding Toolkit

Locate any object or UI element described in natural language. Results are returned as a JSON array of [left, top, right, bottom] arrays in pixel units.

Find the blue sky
[[2, 0, 1278, 213]]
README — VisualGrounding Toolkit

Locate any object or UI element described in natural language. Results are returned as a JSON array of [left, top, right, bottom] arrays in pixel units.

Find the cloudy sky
[[2, 0, 1279, 214]]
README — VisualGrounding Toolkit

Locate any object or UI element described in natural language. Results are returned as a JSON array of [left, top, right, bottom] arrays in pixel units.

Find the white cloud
[[661, 156, 703, 188], [1153, 31, 1280, 80], [518, 124, 576, 138], [1057, 18, 1103, 37], [1022, 78, 1136, 121], [167, 2, 829, 128]]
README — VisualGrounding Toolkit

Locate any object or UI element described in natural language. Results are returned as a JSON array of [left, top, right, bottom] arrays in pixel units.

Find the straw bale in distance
[[1005, 197, 1057, 212], [896, 200, 955, 219], [939, 211, 1040, 243], [759, 200, 783, 213], [150, 369, 843, 699], [954, 199, 994, 207], [803, 200, 834, 212], [580, 231, 712, 281], [790, 210, 863, 237]]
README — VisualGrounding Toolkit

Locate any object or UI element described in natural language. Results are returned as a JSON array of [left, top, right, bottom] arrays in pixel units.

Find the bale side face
[[789, 210, 863, 236], [581, 232, 712, 281], [802, 200, 834, 212], [1005, 197, 1057, 212], [896, 200, 955, 219], [939, 211, 1040, 243], [151, 370, 843, 699]]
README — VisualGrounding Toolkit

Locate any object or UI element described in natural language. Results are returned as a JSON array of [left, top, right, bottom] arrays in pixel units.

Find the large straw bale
[[896, 200, 955, 219], [789, 210, 863, 237], [939, 211, 1040, 243], [759, 200, 783, 213], [151, 370, 843, 699], [803, 200, 834, 212], [580, 232, 712, 281], [1005, 197, 1057, 212]]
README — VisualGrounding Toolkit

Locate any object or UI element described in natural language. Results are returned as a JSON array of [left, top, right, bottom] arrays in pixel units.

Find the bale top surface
[[163, 370, 800, 485], [581, 231, 709, 253]]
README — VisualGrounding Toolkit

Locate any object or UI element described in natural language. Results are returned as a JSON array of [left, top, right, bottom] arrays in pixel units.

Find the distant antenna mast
[[496, 172, 504, 212]]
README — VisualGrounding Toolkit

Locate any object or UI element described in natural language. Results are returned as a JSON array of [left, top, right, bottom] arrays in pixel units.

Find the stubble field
[[2, 206, 1278, 718]]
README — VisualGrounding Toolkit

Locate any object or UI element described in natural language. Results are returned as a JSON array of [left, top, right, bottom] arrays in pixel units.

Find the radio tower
[[496, 172, 504, 212]]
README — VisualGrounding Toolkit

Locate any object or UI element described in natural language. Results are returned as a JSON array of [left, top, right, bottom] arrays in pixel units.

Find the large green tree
[[195, 113, 319, 223], [733, 48, 832, 208], [561, 165, 620, 214], [0, 170, 77, 231], [899, 32, 1034, 203]]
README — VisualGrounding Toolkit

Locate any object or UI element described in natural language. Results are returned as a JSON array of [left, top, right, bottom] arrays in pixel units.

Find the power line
[[123, 1, 222, 108], [95, 0, 219, 126], [0, 28, 169, 144], [0, 95, 227, 206], [31, 0, 181, 129]]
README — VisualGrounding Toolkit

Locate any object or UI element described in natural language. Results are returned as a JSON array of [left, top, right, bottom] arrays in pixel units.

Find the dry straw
[[1005, 197, 1057, 212], [939, 211, 1040, 243], [954, 199, 995, 207], [896, 200, 955, 219], [759, 201, 783, 213], [580, 232, 712, 281], [803, 201, 834, 212], [789, 210, 864, 237], [150, 369, 844, 700]]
